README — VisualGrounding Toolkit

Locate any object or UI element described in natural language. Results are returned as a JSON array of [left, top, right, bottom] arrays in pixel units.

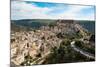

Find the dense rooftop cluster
[[11, 29, 62, 65]]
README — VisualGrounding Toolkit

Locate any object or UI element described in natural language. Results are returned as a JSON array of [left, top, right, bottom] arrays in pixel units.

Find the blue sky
[[11, 1, 95, 20]]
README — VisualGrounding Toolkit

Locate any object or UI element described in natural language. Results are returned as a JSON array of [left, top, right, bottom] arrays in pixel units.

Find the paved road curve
[[71, 41, 95, 59]]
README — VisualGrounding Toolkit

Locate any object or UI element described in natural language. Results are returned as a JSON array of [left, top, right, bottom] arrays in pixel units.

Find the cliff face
[[11, 20, 94, 66]]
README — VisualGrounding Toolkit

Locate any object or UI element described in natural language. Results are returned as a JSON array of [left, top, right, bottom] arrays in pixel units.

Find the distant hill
[[11, 19, 57, 29], [11, 19, 95, 33], [77, 20, 95, 33], [11, 23, 33, 32]]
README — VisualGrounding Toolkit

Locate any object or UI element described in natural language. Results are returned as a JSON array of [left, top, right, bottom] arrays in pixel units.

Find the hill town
[[11, 20, 95, 66]]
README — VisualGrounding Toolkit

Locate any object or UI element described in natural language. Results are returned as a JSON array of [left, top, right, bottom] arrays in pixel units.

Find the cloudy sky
[[11, 1, 95, 20]]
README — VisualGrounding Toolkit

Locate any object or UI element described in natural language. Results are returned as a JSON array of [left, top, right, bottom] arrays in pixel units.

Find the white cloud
[[11, 1, 95, 20], [56, 6, 95, 20], [11, 1, 53, 20]]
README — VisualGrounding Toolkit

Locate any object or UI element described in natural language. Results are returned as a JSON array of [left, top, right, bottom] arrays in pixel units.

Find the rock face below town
[[11, 20, 95, 66]]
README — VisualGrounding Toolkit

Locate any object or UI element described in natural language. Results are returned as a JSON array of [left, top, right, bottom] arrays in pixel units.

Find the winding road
[[71, 41, 95, 59]]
